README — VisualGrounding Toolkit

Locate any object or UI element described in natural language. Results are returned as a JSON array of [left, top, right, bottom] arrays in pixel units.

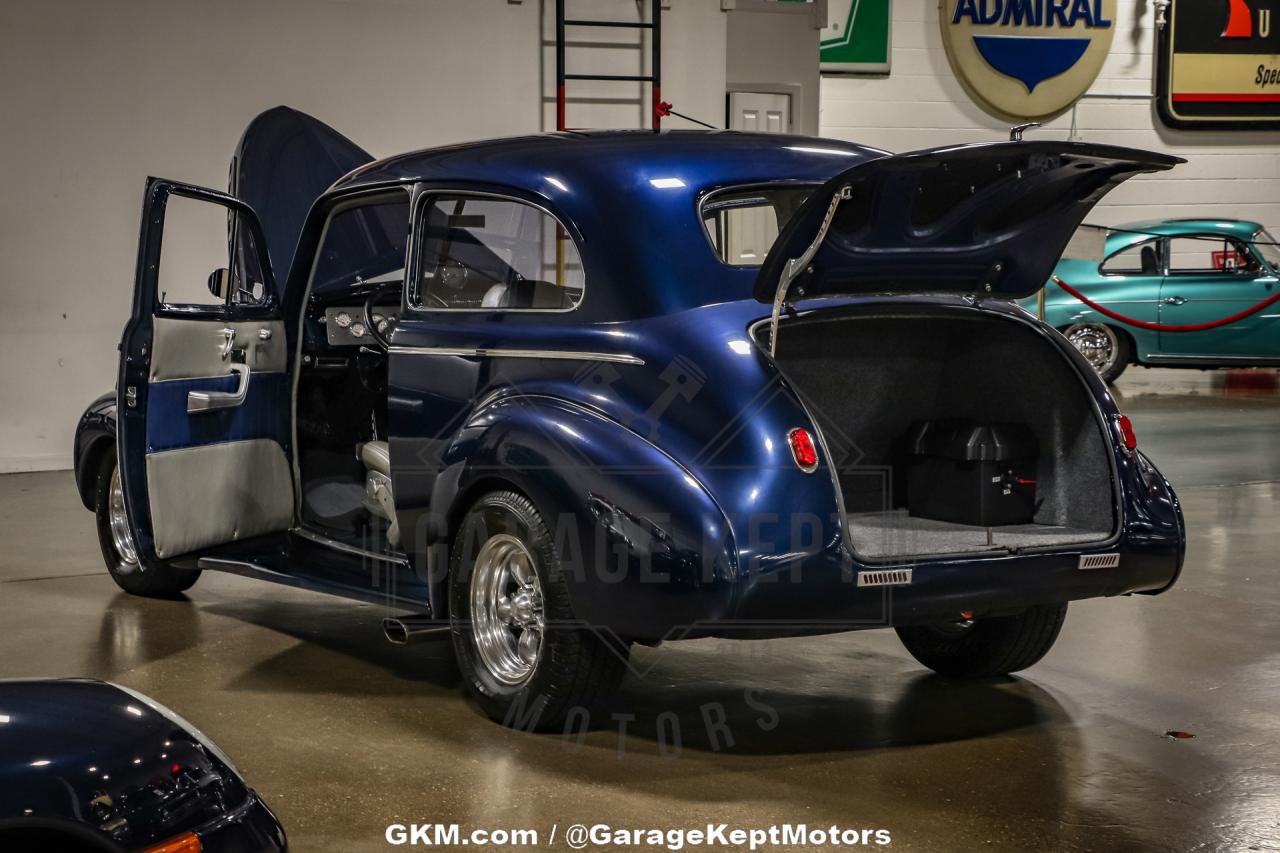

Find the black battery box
[[902, 419, 1039, 526]]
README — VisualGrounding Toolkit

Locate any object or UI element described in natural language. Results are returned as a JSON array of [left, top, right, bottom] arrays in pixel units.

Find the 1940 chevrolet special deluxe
[[75, 108, 1186, 728]]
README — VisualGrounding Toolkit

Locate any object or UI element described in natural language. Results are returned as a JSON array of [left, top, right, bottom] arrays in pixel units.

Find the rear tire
[[448, 490, 629, 731], [895, 603, 1067, 678], [94, 446, 200, 597]]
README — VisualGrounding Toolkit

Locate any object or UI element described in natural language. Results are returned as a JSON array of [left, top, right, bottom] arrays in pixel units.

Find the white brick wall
[[819, 1, 1280, 235]]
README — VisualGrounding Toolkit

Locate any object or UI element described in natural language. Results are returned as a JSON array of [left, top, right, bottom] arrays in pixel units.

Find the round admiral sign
[[940, 0, 1117, 121]]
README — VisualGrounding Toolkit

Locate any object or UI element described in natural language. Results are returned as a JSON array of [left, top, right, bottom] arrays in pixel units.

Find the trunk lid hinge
[[768, 184, 852, 357]]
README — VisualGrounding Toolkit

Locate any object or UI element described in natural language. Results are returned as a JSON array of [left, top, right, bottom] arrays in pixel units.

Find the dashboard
[[322, 306, 399, 346]]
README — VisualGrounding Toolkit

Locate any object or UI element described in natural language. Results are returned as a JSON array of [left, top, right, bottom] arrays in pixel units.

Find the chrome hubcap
[[470, 534, 544, 686], [1065, 324, 1119, 376], [108, 465, 139, 566]]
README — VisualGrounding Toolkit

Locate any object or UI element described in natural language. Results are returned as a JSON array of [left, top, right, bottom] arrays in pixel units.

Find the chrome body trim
[[293, 526, 409, 567], [768, 184, 851, 356], [388, 345, 644, 365]]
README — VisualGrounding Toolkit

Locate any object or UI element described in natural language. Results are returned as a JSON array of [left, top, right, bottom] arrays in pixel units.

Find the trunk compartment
[[766, 307, 1117, 561]]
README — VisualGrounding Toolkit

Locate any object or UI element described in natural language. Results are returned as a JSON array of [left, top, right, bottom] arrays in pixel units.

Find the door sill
[[197, 555, 426, 610], [293, 525, 409, 567]]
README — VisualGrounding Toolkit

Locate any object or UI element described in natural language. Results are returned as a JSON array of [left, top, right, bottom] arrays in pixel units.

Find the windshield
[[1253, 229, 1280, 270], [701, 186, 814, 267]]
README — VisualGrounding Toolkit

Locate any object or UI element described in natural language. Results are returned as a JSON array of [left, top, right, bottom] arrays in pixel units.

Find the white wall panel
[[0, 0, 726, 472]]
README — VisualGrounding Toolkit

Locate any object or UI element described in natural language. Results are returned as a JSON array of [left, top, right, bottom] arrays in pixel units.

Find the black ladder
[[554, 0, 662, 131]]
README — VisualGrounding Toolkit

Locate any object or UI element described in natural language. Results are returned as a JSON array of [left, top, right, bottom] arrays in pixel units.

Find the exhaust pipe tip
[[382, 615, 448, 645], [382, 617, 410, 645]]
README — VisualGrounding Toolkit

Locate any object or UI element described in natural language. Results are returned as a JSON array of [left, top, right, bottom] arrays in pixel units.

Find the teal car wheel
[[1064, 323, 1132, 383]]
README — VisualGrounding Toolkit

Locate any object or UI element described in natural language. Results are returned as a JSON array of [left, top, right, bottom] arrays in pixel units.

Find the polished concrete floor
[[2, 368, 1278, 852]]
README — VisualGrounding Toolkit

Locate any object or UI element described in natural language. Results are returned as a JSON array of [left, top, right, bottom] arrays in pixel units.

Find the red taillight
[[788, 428, 819, 473], [1117, 415, 1137, 451]]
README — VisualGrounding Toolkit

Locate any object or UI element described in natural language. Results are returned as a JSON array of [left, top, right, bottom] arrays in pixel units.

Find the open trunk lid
[[752, 141, 1182, 312], [230, 106, 375, 297]]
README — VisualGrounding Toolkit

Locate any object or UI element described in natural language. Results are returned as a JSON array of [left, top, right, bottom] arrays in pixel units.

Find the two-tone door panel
[[118, 179, 294, 562], [1158, 234, 1280, 360]]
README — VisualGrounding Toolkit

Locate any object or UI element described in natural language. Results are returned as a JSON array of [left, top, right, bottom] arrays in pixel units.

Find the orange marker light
[[142, 832, 201, 853], [787, 428, 818, 473]]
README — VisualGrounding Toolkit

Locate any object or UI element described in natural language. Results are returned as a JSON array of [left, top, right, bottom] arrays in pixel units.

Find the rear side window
[[411, 195, 584, 311], [701, 186, 812, 267], [1100, 239, 1162, 275]]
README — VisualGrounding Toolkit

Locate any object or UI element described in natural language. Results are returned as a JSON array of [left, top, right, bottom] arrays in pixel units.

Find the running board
[[196, 556, 429, 611]]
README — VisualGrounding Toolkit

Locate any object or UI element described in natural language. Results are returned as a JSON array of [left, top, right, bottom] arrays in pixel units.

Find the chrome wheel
[[1065, 324, 1120, 377], [469, 533, 544, 687], [108, 464, 139, 567]]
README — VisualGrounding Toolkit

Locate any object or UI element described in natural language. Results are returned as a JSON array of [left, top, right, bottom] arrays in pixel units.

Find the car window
[[411, 195, 584, 311], [1100, 238, 1162, 275], [156, 194, 268, 309], [701, 187, 813, 267], [1252, 229, 1280, 270], [311, 197, 411, 296], [1167, 235, 1260, 275]]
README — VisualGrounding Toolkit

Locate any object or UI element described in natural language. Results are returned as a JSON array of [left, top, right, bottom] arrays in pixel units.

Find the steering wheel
[[362, 282, 403, 350]]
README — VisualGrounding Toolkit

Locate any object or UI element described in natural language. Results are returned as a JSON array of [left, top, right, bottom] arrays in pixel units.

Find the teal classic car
[[1025, 219, 1280, 382]]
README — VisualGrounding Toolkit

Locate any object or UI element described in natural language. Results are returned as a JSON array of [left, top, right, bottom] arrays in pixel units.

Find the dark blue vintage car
[[75, 108, 1187, 728], [0, 679, 285, 851]]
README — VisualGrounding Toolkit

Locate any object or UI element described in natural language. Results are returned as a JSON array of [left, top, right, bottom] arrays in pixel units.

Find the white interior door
[[726, 92, 792, 266]]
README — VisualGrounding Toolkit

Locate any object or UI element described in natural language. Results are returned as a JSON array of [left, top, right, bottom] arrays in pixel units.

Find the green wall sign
[[821, 0, 892, 74]]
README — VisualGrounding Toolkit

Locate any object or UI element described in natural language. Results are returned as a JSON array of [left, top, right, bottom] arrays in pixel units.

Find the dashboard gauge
[[372, 313, 385, 327], [334, 311, 353, 329], [349, 322, 366, 339], [377, 320, 389, 334]]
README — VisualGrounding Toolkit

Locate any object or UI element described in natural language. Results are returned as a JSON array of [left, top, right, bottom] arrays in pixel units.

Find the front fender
[[421, 396, 738, 642], [73, 392, 117, 510]]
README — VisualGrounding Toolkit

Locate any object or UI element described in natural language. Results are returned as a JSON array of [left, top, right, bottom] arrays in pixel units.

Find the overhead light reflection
[[30, 759, 50, 767], [785, 145, 859, 156], [125, 706, 143, 717], [728, 339, 752, 355], [545, 176, 569, 193], [649, 177, 686, 189]]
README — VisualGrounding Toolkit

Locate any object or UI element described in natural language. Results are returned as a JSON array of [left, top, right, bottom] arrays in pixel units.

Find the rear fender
[[415, 396, 738, 641]]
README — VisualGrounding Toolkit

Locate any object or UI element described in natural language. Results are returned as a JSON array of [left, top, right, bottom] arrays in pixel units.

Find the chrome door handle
[[1163, 296, 1187, 306], [187, 363, 250, 413]]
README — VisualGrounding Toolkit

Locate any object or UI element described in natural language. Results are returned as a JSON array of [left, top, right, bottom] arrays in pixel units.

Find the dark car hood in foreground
[[753, 140, 1183, 303], [0, 679, 249, 850]]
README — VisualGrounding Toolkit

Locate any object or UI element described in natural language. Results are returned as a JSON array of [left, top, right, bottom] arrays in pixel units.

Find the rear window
[[701, 186, 813, 267]]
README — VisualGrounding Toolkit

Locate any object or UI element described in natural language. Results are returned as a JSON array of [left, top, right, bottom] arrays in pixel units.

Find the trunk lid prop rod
[[768, 185, 852, 356]]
